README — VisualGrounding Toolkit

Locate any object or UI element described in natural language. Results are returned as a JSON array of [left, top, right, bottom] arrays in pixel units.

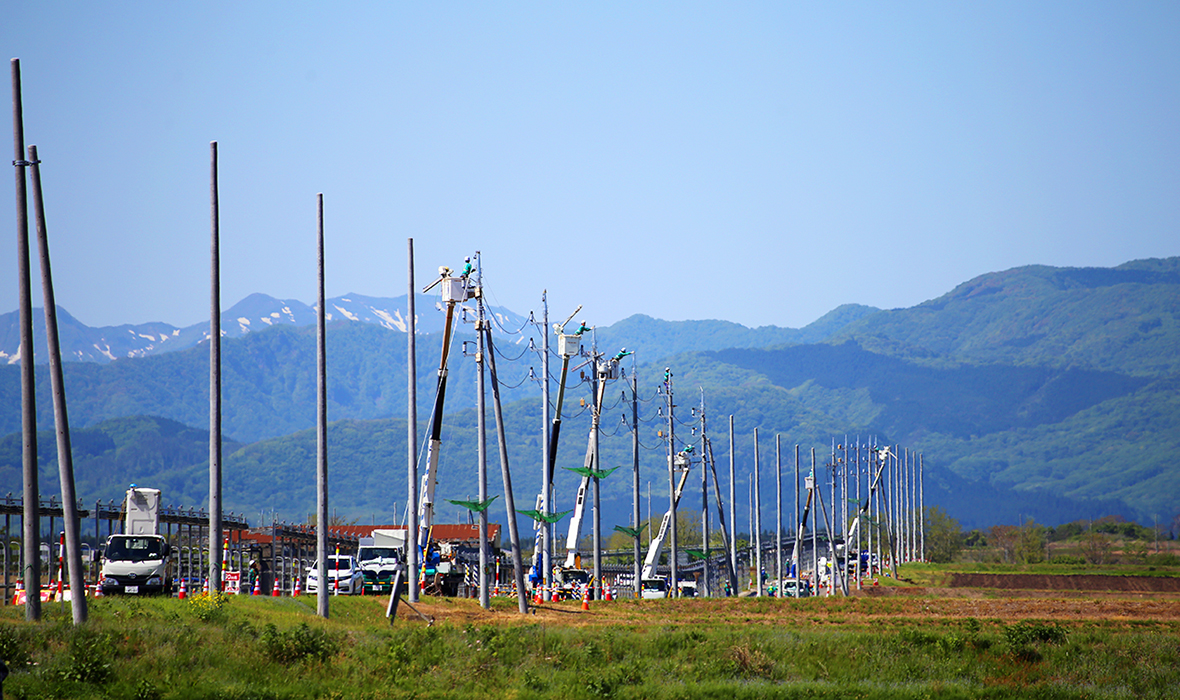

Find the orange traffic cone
[[272, 578, 281, 597], [581, 584, 590, 611], [203, 578, 209, 594], [293, 577, 301, 597], [92, 582, 103, 599], [252, 577, 261, 596], [178, 579, 187, 600], [604, 582, 613, 602]]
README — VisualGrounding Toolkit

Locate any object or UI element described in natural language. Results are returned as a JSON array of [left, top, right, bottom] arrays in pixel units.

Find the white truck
[[98, 487, 172, 596], [357, 528, 405, 595]]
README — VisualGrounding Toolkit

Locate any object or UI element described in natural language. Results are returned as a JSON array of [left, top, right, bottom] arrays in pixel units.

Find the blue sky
[[4, 2, 1178, 329]]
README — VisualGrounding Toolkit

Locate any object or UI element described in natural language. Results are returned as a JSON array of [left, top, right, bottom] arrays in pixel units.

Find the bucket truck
[[639, 448, 693, 598], [416, 264, 475, 595], [98, 487, 172, 596], [552, 349, 627, 599], [525, 308, 583, 592]]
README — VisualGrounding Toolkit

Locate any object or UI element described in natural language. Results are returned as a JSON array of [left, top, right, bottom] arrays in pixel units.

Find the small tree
[[924, 506, 963, 563], [1016, 518, 1045, 564], [989, 525, 1020, 564], [1082, 527, 1113, 565]]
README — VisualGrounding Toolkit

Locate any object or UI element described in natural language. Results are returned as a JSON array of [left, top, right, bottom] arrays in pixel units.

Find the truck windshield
[[358, 547, 400, 563], [105, 537, 164, 562]]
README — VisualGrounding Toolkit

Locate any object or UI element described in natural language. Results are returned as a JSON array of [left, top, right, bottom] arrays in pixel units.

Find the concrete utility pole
[[541, 293, 551, 593], [29, 145, 86, 624], [315, 193, 329, 618], [406, 239, 419, 603], [699, 390, 709, 597], [665, 369, 677, 596], [631, 366, 640, 594], [11, 58, 40, 622], [209, 142, 223, 594], [475, 254, 489, 609], [794, 444, 800, 596], [482, 323, 528, 613], [775, 435, 782, 599], [753, 429, 762, 597], [728, 415, 736, 594]]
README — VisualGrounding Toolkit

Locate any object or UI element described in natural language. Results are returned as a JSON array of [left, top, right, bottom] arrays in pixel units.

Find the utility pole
[[406, 239, 419, 603], [314, 193, 328, 618], [665, 368, 677, 597], [541, 293, 551, 593], [631, 365, 640, 595], [11, 58, 40, 621], [728, 415, 736, 594], [209, 142, 223, 595], [475, 254, 489, 609], [775, 434, 782, 599], [482, 321, 528, 613], [700, 390, 709, 598], [794, 444, 800, 595], [29, 145, 86, 623], [753, 429, 762, 597]]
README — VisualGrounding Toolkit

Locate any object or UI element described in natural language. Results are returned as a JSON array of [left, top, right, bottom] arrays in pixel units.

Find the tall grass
[[0, 595, 1176, 699]]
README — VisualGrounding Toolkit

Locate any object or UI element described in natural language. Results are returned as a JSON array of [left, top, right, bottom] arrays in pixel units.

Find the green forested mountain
[[2, 258, 1178, 532]]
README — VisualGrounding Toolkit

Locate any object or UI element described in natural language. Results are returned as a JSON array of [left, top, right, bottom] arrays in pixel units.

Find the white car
[[305, 555, 363, 595]]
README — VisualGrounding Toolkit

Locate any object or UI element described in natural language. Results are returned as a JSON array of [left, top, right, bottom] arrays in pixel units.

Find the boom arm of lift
[[640, 465, 692, 581], [416, 279, 463, 552]]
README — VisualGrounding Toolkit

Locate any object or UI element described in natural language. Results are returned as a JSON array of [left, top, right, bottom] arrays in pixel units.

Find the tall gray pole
[[919, 453, 925, 561], [315, 193, 329, 618], [476, 253, 489, 609], [29, 145, 86, 623], [775, 434, 782, 599], [541, 292, 551, 592], [631, 365, 640, 595], [700, 390, 708, 598], [794, 444, 800, 594], [665, 369, 676, 597], [753, 429, 762, 597], [406, 239, 419, 602], [591, 362, 602, 601], [208, 141, 223, 593], [810, 448, 817, 595], [728, 415, 735, 595], [11, 57, 40, 622], [482, 325, 528, 613]]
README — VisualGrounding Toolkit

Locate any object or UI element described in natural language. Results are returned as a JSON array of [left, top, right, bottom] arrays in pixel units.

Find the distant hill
[[834, 257, 1180, 375], [2, 258, 1178, 532]]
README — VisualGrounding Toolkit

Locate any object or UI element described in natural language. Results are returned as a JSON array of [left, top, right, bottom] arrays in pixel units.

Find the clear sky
[[4, 2, 1178, 330]]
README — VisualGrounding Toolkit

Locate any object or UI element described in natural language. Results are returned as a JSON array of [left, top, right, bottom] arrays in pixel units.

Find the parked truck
[[357, 528, 405, 595], [98, 487, 172, 596]]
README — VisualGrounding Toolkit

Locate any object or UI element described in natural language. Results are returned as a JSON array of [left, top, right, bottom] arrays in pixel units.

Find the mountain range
[[2, 257, 1178, 533]]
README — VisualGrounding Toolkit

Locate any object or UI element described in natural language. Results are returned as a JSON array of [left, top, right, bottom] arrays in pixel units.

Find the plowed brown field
[[390, 576, 1180, 628]]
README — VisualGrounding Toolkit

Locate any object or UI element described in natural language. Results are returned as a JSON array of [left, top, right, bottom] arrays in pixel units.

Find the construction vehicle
[[525, 307, 583, 594], [416, 264, 475, 594], [553, 348, 628, 598], [639, 448, 694, 597], [97, 486, 172, 596], [357, 529, 405, 595]]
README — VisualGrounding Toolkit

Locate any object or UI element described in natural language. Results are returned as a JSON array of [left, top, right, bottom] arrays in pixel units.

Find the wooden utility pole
[[29, 145, 86, 623], [315, 193, 329, 618], [208, 141, 223, 593], [11, 58, 40, 622], [406, 239, 419, 602]]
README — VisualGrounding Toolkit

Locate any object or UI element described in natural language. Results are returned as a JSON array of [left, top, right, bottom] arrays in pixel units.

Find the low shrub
[[260, 622, 340, 664]]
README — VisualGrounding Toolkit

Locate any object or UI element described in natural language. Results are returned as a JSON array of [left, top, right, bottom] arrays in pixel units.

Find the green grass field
[[2, 575, 1178, 700]]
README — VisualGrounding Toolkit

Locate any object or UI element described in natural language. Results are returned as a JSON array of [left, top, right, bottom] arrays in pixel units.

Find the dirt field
[[390, 577, 1180, 629]]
